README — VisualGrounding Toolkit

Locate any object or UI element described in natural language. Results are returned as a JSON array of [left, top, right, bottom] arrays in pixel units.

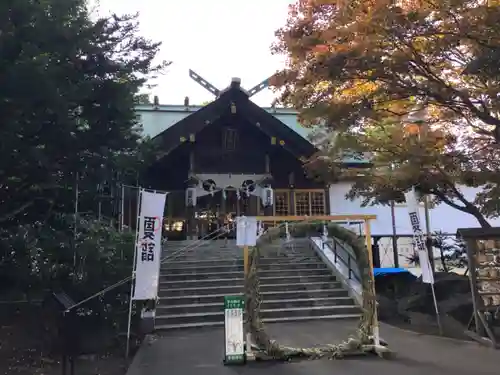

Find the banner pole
[[73, 172, 79, 269], [430, 283, 443, 335], [126, 188, 142, 359], [405, 187, 442, 335], [120, 184, 125, 232]]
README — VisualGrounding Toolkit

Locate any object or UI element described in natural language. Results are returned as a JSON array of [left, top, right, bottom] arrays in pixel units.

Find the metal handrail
[[324, 237, 361, 283]]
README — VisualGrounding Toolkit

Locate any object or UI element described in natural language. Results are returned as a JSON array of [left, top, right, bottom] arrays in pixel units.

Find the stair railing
[[253, 215, 375, 274], [326, 237, 362, 284], [160, 222, 237, 264]]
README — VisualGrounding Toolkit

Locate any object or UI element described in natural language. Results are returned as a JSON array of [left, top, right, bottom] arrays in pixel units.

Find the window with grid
[[274, 191, 290, 215], [294, 191, 326, 215], [295, 192, 310, 216], [311, 192, 326, 215]]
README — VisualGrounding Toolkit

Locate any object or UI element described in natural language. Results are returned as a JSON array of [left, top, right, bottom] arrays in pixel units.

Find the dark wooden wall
[[142, 111, 325, 218]]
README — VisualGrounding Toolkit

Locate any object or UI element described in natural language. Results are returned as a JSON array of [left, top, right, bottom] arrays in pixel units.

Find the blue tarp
[[373, 267, 410, 276]]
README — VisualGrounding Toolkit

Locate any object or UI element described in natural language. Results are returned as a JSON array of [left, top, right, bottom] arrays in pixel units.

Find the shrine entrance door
[[195, 190, 241, 239]]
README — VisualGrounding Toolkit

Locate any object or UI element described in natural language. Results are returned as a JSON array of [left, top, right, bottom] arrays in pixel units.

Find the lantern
[[185, 187, 197, 207], [261, 187, 274, 207]]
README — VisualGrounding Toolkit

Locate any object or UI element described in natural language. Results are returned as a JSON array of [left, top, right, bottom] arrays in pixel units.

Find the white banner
[[404, 188, 434, 284], [236, 216, 257, 246], [133, 190, 168, 300]]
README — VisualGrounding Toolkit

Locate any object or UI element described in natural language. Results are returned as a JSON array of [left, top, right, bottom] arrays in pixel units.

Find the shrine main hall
[[135, 73, 367, 240]]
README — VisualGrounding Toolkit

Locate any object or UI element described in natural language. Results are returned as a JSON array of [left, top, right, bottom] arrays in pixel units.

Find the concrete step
[[155, 314, 361, 331], [159, 268, 333, 281], [154, 305, 361, 326], [162, 253, 243, 263], [162, 259, 243, 268], [157, 296, 355, 315], [158, 281, 342, 297], [158, 284, 243, 297], [153, 239, 360, 332], [161, 256, 319, 269], [158, 288, 350, 305], [259, 281, 343, 292], [162, 252, 316, 262], [159, 277, 243, 289], [158, 275, 336, 289], [161, 248, 244, 256], [155, 314, 360, 334], [161, 261, 326, 273]]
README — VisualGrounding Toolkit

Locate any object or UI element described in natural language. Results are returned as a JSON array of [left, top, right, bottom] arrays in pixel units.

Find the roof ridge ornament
[[188, 69, 273, 98]]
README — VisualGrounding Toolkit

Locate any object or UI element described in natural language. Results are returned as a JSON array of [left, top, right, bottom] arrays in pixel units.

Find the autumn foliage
[[273, 0, 500, 226]]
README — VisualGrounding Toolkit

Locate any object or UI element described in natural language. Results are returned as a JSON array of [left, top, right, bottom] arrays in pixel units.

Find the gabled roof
[[151, 83, 317, 160]]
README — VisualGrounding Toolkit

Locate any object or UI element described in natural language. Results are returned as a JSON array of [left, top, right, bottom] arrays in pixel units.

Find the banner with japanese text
[[404, 187, 434, 284], [133, 190, 168, 300]]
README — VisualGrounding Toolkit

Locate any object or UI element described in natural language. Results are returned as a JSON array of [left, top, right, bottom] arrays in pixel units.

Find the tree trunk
[[434, 189, 492, 228], [466, 204, 492, 228]]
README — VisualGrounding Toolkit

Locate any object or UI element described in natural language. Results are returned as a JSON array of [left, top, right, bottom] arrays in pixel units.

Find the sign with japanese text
[[223, 295, 245, 364], [133, 190, 168, 300]]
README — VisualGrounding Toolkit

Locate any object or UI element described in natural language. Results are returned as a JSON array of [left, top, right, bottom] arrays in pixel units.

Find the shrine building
[[135, 71, 500, 259]]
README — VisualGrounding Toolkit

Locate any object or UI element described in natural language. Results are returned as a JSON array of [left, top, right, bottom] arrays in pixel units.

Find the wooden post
[[242, 243, 252, 358], [390, 200, 399, 268], [243, 245, 249, 276], [364, 219, 381, 348]]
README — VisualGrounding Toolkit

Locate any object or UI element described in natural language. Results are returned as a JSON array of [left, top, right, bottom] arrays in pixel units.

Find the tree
[[0, 0, 170, 226], [272, 0, 500, 226], [325, 118, 499, 227]]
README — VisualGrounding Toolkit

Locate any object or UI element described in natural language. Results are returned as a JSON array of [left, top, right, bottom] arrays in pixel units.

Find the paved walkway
[[126, 320, 498, 375]]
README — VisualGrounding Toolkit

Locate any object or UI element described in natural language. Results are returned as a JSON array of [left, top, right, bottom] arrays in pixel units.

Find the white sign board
[[404, 188, 434, 284], [133, 190, 168, 300], [236, 216, 257, 247], [224, 296, 245, 364]]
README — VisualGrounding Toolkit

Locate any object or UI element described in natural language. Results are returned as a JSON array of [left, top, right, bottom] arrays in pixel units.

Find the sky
[[93, 0, 294, 107]]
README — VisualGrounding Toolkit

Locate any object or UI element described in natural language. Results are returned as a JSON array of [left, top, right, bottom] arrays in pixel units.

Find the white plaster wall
[[329, 182, 500, 237], [138, 111, 191, 138], [329, 182, 500, 269]]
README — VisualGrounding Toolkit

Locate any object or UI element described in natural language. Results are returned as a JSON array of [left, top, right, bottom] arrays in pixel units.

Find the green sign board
[[223, 295, 245, 365]]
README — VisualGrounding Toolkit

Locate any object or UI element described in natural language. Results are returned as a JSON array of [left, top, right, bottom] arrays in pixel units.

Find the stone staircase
[[155, 239, 361, 330]]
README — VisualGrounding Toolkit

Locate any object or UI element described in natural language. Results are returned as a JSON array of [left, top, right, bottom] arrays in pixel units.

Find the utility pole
[[390, 200, 399, 268], [388, 163, 399, 268]]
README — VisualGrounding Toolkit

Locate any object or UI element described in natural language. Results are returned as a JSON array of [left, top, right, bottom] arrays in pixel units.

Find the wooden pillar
[[221, 190, 226, 216], [247, 195, 258, 216], [289, 189, 295, 216], [324, 185, 331, 215], [186, 205, 196, 240], [263, 204, 273, 216], [185, 148, 197, 240]]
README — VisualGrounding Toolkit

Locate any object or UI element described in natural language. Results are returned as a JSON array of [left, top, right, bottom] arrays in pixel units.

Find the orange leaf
[[312, 44, 329, 53]]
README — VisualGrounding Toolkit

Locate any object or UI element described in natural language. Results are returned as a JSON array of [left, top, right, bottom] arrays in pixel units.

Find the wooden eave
[[151, 85, 318, 161]]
